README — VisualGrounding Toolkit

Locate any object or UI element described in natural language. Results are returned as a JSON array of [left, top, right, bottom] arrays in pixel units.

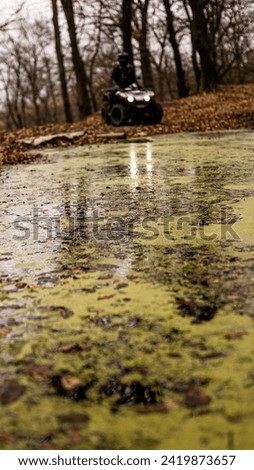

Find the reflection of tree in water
[[165, 163, 233, 227], [139, 161, 245, 323], [57, 144, 159, 274], [191, 164, 232, 225], [55, 143, 251, 322], [141, 240, 254, 322], [57, 159, 136, 274], [132, 146, 250, 320], [173, 245, 225, 322], [134, 243, 224, 321], [60, 174, 89, 244]]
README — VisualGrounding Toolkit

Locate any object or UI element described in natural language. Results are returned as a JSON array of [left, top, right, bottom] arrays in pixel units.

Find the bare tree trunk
[[60, 0, 92, 119], [31, 74, 41, 126], [43, 57, 57, 123], [52, 0, 73, 123], [138, 0, 154, 88], [122, 0, 135, 69], [86, 0, 105, 113], [183, 0, 201, 91], [188, 0, 217, 91], [3, 74, 20, 129], [162, 0, 188, 97]]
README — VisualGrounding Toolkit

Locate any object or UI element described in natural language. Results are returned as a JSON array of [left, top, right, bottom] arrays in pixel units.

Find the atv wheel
[[110, 103, 127, 126], [146, 103, 163, 124]]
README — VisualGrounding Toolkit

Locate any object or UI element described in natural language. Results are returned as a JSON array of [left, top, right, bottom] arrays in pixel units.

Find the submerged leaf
[[56, 343, 91, 353], [39, 305, 74, 318], [185, 388, 211, 408], [98, 294, 115, 300], [224, 331, 247, 340], [0, 432, 16, 443], [0, 327, 12, 337], [57, 413, 90, 424], [140, 400, 180, 413], [0, 380, 26, 405]]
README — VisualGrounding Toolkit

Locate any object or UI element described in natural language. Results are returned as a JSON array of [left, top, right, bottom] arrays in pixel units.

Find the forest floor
[[0, 83, 254, 167]]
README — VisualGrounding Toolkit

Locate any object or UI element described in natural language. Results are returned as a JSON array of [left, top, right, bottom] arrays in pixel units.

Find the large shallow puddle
[[1, 132, 254, 449]]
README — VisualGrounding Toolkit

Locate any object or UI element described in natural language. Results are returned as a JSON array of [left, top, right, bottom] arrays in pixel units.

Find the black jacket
[[111, 63, 135, 88]]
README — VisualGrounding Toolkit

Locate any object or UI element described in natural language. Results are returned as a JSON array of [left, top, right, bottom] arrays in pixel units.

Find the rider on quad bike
[[111, 52, 135, 89], [101, 52, 163, 126]]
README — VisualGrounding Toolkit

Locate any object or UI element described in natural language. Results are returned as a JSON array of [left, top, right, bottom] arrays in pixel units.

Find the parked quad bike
[[101, 83, 163, 126]]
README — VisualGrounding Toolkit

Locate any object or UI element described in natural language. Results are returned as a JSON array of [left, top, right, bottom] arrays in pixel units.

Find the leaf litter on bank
[[1, 84, 254, 168]]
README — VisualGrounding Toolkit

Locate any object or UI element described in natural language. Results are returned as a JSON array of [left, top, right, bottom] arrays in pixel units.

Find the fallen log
[[95, 132, 126, 139], [18, 131, 85, 147]]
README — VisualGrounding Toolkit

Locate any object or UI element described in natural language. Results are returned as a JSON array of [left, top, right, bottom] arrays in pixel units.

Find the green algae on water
[[1, 132, 254, 449]]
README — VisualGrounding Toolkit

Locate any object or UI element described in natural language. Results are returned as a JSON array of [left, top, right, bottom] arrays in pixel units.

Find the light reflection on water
[[129, 143, 138, 191], [146, 142, 153, 188]]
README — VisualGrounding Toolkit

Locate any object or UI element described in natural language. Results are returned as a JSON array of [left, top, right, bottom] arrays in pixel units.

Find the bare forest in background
[[0, 0, 253, 130]]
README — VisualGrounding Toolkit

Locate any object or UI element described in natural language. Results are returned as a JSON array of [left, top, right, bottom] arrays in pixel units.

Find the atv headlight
[[127, 95, 134, 103], [144, 94, 151, 102]]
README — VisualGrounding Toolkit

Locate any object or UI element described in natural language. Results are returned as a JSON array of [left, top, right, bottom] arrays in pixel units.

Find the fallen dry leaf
[[19, 363, 52, 382], [98, 294, 115, 300], [98, 273, 113, 280], [224, 331, 247, 340], [57, 413, 90, 424], [140, 400, 180, 413], [0, 432, 16, 444], [0, 327, 12, 337], [87, 307, 104, 314], [15, 281, 27, 289], [32, 366, 52, 382], [39, 305, 74, 318], [115, 282, 129, 290], [59, 307, 74, 319], [61, 376, 82, 391], [56, 343, 91, 353], [69, 429, 81, 445]]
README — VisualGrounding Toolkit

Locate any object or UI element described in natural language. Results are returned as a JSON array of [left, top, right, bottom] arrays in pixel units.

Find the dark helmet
[[118, 52, 129, 65]]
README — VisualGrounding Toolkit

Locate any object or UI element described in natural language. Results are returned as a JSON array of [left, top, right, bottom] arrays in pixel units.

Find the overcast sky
[[4, 0, 51, 21]]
